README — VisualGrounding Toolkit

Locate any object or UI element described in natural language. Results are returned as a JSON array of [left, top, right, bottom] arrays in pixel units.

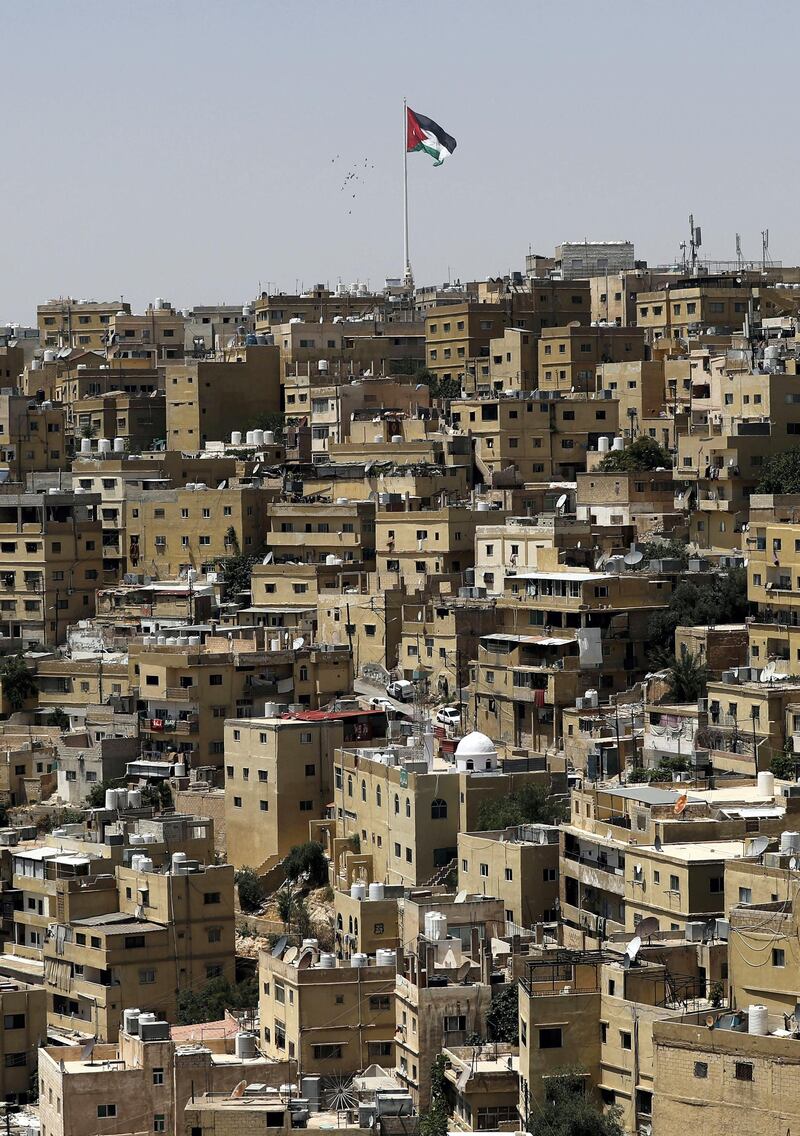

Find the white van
[[386, 679, 415, 703]]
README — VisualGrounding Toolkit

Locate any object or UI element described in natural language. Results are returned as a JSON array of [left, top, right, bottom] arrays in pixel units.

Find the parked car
[[368, 696, 394, 711], [386, 679, 415, 703], [435, 706, 462, 726]]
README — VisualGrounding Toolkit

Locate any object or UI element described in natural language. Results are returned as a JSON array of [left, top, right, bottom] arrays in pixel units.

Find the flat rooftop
[[638, 840, 747, 862]]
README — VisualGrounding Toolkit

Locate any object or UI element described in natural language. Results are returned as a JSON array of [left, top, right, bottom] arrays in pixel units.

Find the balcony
[[164, 686, 199, 701], [562, 851, 626, 895]]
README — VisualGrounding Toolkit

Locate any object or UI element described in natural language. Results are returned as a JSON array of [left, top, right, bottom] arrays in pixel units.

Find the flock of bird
[[332, 155, 375, 214]]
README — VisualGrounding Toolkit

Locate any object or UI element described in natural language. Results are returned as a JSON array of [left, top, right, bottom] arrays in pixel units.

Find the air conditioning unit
[[684, 921, 705, 943]]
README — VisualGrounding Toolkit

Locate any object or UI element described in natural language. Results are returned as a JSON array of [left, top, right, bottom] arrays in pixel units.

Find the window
[[734, 1062, 753, 1082], [542, 867, 557, 881], [233, 796, 242, 808], [125, 936, 145, 949], [204, 892, 221, 904], [538, 1027, 563, 1049], [299, 800, 313, 811], [369, 995, 391, 1011], [139, 969, 156, 984], [480, 863, 489, 877], [694, 1061, 708, 1078], [207, 927, 222, 943], [620, 1031, 631, 1050], [3, 1014, 24, 1030], [153, 1068, 164, 1085], [4, 1053, 26, 1068], [710, 876, 723, 893], [444, 1014, 467, 1032], [313, 1044, 343, 1060], [97, 1105, 117, 1118], [773, 948, 786, 967], [154, 1116, 166, 1133], [431, 798, 447, 819], [739, 887, 752, 904], [669, 874, 680, 892], [209, 674, 223, 685]]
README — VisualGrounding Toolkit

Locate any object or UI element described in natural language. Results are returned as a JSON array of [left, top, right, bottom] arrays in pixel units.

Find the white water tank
[[376, 948, 396, 968], [174, 762, 187, 777], [131, 854, 143, 872], [748, 1004, 769, 1035], [351, 881, 367, 901], [780, 831, 800, 854], [80, 437, 92, 454], [113, 437, 125, 453], [245, 431, 255, 444], [188, 635, 200, 646], [368, 882, 384, 901], [391, 434, 403, 444], [476, 500, 491, 511], [318, 360, 329, 373], [253, 429, 265, 446], [127, 789, 142, 809], [43, 349, 57, 363], [318, 953, 336, 969], [270, 637, 281, 652], [172, 852, 188, 874], [105, 789, 117, 810], [235, 1031, 257, 1059], [598, 436, 610, 453], [611, 436, 624, 451], [97, 438, 111, 454], [425, 911, 448, 942], [302, 938, 319, 951], [757, 770, 775, 798], [263, 430, 275, 444], [231, 431, 242, 445], [138, 857, 154, 873], [351, 953, 368, 968], [264, 702, 279, 717]]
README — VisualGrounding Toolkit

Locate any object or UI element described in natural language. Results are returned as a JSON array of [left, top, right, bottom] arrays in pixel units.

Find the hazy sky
[[3, 0, 797, 322]]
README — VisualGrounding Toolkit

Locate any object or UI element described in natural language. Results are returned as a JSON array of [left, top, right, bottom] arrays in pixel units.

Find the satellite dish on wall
[[636, 917, 659, 941]]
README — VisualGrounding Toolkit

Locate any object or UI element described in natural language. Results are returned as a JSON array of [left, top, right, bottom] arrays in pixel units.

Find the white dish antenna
[[625, 934, 642, 965], [556, 493, 568, 511], [743, 835, 770, 860], [623, 550, 644, 567], [292, 637, 305, 650]]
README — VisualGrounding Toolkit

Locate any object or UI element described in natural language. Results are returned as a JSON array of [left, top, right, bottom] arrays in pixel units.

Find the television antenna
[[689, 213, 702, 274]]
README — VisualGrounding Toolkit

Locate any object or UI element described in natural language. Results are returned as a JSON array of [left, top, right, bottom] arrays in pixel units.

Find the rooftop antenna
[[688, 214, 702, 275], [735, 233, 743, 271], [762, 229, 771, 272]]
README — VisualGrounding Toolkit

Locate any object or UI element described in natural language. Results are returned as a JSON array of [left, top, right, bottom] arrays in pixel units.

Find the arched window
[[431, 798, 447, 820], [361, 780, 367, 802], [348, 916, 353, 933], [354, 917, 358, 935], [405, 798, 411, 818], [347, 775, 353, 797], [466, 760, 474, 771], [376, 785, 382, 807], [336, 914, 343, 930], [394, 794, 400, 815]]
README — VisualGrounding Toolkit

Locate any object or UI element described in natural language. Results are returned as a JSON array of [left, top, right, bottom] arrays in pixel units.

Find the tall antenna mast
[[735, 233, 743, 271], [761, 229, 770, 273], [688, 214, 701, 275]]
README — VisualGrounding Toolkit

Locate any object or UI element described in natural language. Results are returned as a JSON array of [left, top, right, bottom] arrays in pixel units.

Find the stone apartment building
[[43, 859, 235, 1042], [70, 391, 166, 453], [457, 824, 560, 928], [259, 941, 397, 1076], [0, 978, 46, 1104], [576, 468, 682, 539], [165, 346, 281, 450], [0, 486, 103, 648], [265, 498, 376, 566], [0, 394, 69, 483], [223, 715, 345, 874], [253, 284, 387, 330], [107, 303, 186, 362], [374, 504, 483, 594], [538, 324, 646, 393], [130, 631, 352, 773], [38, 1012, 292, 1136], [37, 299, 131, 351]]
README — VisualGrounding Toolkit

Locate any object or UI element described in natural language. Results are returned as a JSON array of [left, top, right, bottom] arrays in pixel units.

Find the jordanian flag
[[406, 107, 457, 167]]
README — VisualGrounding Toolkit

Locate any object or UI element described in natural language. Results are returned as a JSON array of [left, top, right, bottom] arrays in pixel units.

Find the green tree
[[276, 882, 296, 925], [647, 568, 748, 655], [637, 537, 690, 569], [771, 750, 797, 781], [659, 652, 711, 702], [219, 553, 259, 599], [0, 654, 38, 712], [528, 1069, 624, 1136], [283, 841, 328, 887], [141, 781, 172, 811], [177, 975, 258, 1025], [235, 867, 266, 914], [86, 777, 127, 808], [756, 448, 800, 494], [420, 1054, 451, 1136], [245, 411, 285, 440], [476, 783, 567, 831], [45, 707, 70, 729], [486, 983, 519, 1043], [598, 435, 672, 473]]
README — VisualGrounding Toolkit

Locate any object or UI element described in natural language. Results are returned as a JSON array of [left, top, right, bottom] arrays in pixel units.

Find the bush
[[771, 751, 797, 781], [598, 435, 672, 473], [648, 568, 748, 655], [0, 654, 38, 712], [283, 841, 328, 887], [756, 449, 800, 494], [486, 984, 518, 1044], [476, 783, 567, 831], [177, 975, 257, 1025], [528, 1068, 624, 1136], [235, 867, 266, 914]]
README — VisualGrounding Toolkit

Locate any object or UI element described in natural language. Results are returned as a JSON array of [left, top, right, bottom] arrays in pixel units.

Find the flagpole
[[403, 97, 411, 287]]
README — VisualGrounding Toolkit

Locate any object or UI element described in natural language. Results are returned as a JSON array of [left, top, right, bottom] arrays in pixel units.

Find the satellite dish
[[539, 829, 548, 845], [230, 1080, 247, 1098], [271, 935, 289, 957], [625, 935, 642, 964], [297, 949, 314, 969], [623, 550, 644, 567], [743, 558, 749, 567], [292, 637, 305, 650], [637, 917, 659, 941], [705, 1015, 716, 1030], [654, 835, 662, 852], [673, 793, 688, 816], [791, 857, 797, 871], [454, 890, 468, 903], [262, 552, 274, 564], [743, 835, 770, 860], [556, 494, 568, 510], [283, 946, 298, 965]]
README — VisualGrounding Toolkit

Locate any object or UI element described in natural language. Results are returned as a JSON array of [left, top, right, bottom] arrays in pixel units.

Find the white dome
[[455, 731, 497, 759]]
